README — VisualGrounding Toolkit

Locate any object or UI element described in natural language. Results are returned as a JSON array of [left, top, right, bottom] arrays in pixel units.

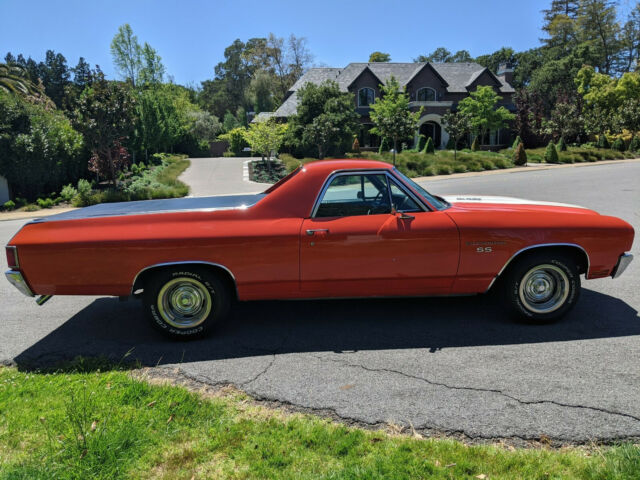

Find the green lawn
[[521, 147, 638, 164], [279, 147, 639, 181], [1, 364, 638, 479]]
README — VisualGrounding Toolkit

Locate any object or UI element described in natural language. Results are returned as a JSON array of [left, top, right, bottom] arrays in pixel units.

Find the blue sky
[[1, 0, 549, 86]]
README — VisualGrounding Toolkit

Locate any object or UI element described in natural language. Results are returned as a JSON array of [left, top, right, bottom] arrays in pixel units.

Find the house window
[[416, 87, 436, 102], [358, 87, 375, 107]]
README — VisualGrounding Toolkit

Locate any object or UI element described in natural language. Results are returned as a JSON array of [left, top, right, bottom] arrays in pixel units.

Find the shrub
[[24, 204, 40, 212], [60, 184, 78, 202], [0, 92, 85, 201], [612, 137, 626, 152], [544, 141, 559, 163], [513, 143, 527, 166], [471, 136, 480, 151], [423, 137, 435, 154], [557, 137, 567, 151], [219, 127, 248, 156], [351, 137, 360, 154], [435, 164, 452, 175], [3, 200, 16, 211], [597, 134, 610, 149], [493, 157, 509, 169], [628, 135, 640, 152], [378, 137, 389, 154], [73, 179, 94, 206], [36, 198, 55, 209], [416, 134, 426, 151], [445, 136, 455, 150], [512, 135, 522, 149], [453, 164, 466, 173]]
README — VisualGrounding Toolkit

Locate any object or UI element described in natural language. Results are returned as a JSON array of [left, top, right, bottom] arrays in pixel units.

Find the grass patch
[[72, 154, 190, 207], [280, 150, 515, 180], [522, 147, 637, 164], [249, 159, 287, 183], [1, 365, 638, 479]]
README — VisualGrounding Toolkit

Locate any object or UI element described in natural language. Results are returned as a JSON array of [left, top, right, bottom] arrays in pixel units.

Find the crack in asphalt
[[310, 354, 640, 424]]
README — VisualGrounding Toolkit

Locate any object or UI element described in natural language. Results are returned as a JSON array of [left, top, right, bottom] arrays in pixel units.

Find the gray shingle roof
[[274, 62, 514, 117]]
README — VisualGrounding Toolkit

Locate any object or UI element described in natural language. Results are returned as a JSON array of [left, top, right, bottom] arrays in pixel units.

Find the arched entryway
[[415, 114, 449, 149], [419, 121, 441, 148]]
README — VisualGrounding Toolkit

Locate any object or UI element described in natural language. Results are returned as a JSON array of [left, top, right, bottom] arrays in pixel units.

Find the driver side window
[[315, 174, 391, 217]]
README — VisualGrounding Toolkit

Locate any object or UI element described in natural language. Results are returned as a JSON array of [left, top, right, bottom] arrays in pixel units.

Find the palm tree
[[0, 63, 38, 95]]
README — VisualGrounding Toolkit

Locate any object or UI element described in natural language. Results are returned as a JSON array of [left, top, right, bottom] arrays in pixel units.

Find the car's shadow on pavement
[[14, 288, 640, 370]]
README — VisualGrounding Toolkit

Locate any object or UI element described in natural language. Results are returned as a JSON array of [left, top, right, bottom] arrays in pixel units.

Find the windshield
[[392, 168, 449, 210]]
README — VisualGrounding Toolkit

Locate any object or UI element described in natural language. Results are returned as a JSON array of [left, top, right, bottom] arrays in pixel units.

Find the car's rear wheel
[[143, 267, 230, 339], [503, 252, 580, 323]]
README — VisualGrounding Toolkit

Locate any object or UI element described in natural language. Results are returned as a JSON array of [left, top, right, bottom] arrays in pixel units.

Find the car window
[[389, 181, 421, 212], [315, 174, 391, 217]]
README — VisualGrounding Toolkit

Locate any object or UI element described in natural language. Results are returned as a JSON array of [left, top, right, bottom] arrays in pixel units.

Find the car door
[[300, 171, 459, 298]]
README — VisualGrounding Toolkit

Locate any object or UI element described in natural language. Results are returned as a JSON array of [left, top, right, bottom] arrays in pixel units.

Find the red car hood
[[441, 195, 599, 215]]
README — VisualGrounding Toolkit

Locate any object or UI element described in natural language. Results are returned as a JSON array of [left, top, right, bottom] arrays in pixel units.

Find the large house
[[269, 62, 516, 150]]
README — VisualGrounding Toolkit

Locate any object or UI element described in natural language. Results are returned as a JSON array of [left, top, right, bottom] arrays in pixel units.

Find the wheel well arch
[[489, 243, 590, 291], [131, 262, 238, 300]]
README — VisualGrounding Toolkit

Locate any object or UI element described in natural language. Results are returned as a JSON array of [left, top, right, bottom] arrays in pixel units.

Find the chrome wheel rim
[[157, 277, 212, 328], [518, 264, 569, 314]]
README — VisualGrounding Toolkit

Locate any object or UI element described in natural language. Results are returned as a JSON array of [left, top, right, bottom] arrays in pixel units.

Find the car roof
[[301, 159, 393, 174]]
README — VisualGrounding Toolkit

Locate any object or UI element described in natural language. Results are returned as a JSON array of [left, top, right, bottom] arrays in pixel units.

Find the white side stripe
[[442, 195, 588, 209]]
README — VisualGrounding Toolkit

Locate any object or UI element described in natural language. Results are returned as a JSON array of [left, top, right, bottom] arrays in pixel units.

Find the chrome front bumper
[[5, 270, 34, 297], [612, 253, 633, 279]]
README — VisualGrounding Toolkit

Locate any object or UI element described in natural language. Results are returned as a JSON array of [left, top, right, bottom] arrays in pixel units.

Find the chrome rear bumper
[[4, 270, 34, 297], [612, 253, 633, 279]]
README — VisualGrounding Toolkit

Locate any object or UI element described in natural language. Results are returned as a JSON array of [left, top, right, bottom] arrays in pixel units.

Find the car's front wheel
[[143, 266, 230, 339], [503, 252, 580, 323]]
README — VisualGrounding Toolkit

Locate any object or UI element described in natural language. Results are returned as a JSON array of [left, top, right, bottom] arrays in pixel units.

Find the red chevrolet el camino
[[5, 160, 635, 338]]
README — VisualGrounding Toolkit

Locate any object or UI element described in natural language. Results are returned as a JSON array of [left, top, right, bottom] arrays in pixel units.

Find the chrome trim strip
[[6, 246, 19, 269], [131, 261, 239, 297], [612, 252, 633, 279], [5, 270, 34, 297], [309, 169, 429, 218], [484, 243, 591, 292]]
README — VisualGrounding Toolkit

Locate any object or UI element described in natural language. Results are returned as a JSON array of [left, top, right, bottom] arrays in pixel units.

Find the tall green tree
[[39, 50, 70, 108], [414, 47, 471, 63], [541, 0, 580, 51], [441, 111, 470, 159], [369, 76, 422, 165], [369, 52, 391, 62], [74, 73, 137, 184], [139, 43, 165, 84], [286, 80, 358, 159], [577, 0, 620, 75], [72, 57, 92, 87], [110, 24, 142, 86], [457, 86, 515, 144], [619, 4, 640, 73], [243, 120, 287, 170]]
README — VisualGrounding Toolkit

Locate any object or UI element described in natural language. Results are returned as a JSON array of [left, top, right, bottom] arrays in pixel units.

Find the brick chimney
[[497, 62, 514, 86]]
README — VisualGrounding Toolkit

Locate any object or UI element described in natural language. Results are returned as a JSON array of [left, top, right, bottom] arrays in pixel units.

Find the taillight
[[6, 246, 19, 269]]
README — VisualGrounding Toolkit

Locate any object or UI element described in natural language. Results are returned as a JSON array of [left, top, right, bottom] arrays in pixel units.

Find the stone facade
[[270, 62, 516, 150]]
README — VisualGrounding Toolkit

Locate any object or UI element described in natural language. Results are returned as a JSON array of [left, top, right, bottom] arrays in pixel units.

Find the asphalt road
[[1, 161, 639, 443], [179, 157, 270, 196]]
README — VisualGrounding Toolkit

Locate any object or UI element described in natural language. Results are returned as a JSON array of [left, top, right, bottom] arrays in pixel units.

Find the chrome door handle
[[399, 213, 415, 220], [306, 229, 329, 236]]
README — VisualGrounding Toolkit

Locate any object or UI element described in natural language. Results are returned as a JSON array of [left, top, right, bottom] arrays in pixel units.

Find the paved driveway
[[179, 157, 270, 196], [2, 161, 639, 442]]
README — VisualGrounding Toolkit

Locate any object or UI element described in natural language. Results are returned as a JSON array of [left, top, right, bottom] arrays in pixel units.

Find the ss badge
[[476, 246, 493, 253]]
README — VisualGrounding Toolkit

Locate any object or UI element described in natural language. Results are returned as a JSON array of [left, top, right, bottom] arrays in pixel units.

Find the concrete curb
[[415, 157, 640, 182], [0, 207, 78, 222]]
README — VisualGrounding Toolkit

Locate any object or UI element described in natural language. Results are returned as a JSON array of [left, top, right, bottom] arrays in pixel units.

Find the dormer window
[[358, 87, 375, 107], [417, 87, 436, 102]]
